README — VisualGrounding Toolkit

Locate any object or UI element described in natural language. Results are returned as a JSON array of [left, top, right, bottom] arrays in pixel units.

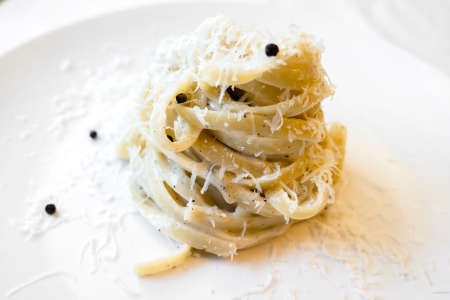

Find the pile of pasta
[[119, 16, 346, 264]]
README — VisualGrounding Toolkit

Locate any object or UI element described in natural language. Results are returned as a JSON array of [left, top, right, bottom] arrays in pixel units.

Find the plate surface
[[1, 3, 450, 300]]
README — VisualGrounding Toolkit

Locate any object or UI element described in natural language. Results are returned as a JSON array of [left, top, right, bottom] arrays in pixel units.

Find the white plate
[[1, 3, 450, 300]]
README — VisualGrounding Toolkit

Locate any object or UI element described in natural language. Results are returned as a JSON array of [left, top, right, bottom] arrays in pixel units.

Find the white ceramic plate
[[1, 3, 450, 300]]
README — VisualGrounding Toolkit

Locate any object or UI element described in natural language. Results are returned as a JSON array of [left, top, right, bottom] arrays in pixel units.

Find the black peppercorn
[[176, 93, 188, 104], [89, 130, 98, 139], [265, 43, 279, 57], [45, 204, 56, 215], [167, 135, 174, 142]]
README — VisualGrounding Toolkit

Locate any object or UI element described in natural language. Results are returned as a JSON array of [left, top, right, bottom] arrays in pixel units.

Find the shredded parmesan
[[5, 271, 77, 298], [201, 164, 216, 194]]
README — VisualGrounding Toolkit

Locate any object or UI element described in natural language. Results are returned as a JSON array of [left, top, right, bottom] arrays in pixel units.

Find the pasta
[[119, 16, 346, 274], [135, 244, 191, 276]]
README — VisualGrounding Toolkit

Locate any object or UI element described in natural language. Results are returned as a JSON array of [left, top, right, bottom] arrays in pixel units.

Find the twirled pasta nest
[[119, 16, 346, 257]]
